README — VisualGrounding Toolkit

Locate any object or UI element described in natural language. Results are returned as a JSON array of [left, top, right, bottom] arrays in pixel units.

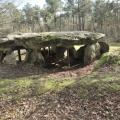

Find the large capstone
[[84, 42, 101, 65], [0, 31, 105, 50]]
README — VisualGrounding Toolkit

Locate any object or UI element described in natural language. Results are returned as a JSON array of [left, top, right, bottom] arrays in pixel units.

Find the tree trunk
[[72, 13, 75, 31]]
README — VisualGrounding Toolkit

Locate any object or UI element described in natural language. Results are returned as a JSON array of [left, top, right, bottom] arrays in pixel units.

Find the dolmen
[[0, 31, 109, 67]]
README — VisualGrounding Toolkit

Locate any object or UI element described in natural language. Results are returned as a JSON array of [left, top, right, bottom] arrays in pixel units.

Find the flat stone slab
[[0, 31, 105, 50]]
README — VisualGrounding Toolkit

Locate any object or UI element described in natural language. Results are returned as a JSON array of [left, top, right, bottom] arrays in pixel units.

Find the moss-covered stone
[[0, 51, 4, 63], [68, 47, 77, 64], [95, 42, 101, 58], [84, 43, 101, 65], [25, 49, 45, 66], [0, 31, 105, 49], [3, 52, 16, 65]]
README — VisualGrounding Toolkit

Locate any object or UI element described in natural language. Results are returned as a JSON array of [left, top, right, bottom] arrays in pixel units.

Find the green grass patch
[[29, 78, 75, 96], [94, 43, 120, 69], [74, 72, 120, 99], [0, 76, 75, 101]]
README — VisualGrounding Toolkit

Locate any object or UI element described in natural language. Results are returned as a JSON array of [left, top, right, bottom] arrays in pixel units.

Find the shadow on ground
[[0, 63, 89, 80]]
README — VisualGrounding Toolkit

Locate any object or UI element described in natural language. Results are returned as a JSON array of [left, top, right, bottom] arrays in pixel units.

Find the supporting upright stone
[[0, 51, 4, 63], [68, 47, 77, 65], [3, 52, 16, 65], [84, 42, 101, 65], [95, 42, 101, 58], [76, 45, 86, 63], [25, 49, 45, 66]]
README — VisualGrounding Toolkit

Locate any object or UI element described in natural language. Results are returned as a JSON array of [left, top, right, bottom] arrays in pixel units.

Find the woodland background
[[0, 0, 120, 41]]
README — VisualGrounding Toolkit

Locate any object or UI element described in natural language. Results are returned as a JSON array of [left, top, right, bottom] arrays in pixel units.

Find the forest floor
[[0, 43, 120, 120]]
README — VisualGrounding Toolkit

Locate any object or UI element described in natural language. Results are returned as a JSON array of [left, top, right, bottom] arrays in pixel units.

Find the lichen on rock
[[84, 42, 101, 65]]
